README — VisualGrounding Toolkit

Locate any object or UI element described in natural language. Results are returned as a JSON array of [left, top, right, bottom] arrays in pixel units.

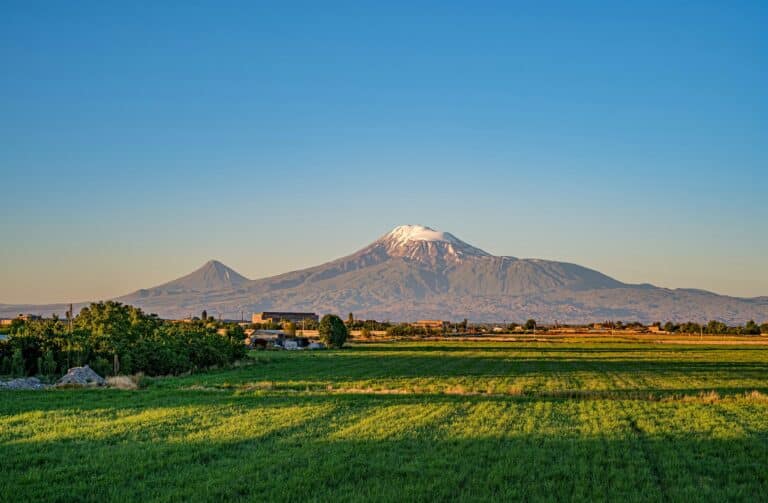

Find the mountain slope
[[122, 260, 249, 299], [113, 225, 768, 323], [4, 225, 767, 323]]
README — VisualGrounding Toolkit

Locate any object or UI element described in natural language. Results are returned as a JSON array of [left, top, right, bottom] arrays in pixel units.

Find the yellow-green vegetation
[[2, 341, 767, 501]]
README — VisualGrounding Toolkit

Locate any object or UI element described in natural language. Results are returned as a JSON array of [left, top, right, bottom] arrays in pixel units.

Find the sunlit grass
[[1, 341, 767, 501]]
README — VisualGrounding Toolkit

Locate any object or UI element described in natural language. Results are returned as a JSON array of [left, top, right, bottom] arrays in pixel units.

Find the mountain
[[129, 260, 248, 296], [0, 260, 250, 321], [111, 224, 767, 323], [3, 225, 767, 323]]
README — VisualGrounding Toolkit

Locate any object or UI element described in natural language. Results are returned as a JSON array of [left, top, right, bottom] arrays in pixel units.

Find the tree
[[11, 348, 25, 377], [761, 323, 768, 335], [319, 314, 348, 348], [679, 322, 701, 334], [348, 312, 354, 325], [524, 319, 537, 331], [0, 302, 247, 378], [360, 327, 371, 339], [0, 356, 10, 375], [706, 320, 728, 335], [41, 350, 57, 376], [201, 310, 207, 321], [744, 320, 760, 335], [9, 318, 25, 334], [283, 321, 296, 337]]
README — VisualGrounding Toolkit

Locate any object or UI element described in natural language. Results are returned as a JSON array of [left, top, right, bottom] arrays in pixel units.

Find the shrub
[[319, 314, 348, 348], [91, 357, 112, 377], [135, 373, 153, 389]]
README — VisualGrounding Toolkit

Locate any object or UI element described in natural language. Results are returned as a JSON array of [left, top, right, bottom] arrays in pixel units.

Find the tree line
[[658, 320, 765, 335], [0, 301, 246, 378]]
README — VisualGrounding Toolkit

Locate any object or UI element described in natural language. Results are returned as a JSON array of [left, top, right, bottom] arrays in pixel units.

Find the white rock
[[56, 365, 106, 387]]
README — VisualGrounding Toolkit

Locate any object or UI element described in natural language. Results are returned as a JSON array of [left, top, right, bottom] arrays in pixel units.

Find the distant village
[[5, 309, 763, 345]]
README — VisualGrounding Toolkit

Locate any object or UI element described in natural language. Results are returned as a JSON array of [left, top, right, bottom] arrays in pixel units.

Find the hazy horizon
[[2, 2, 766, 304], [2, 222, 767, 305]]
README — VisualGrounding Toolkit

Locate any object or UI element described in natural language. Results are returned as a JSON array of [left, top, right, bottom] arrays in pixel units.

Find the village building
[[251, 312, 319, 324], [411, 320, 448, 330], [1, 314, 42, 325]]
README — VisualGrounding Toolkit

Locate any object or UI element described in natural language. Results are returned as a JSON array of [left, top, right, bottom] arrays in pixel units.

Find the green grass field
[[2, 341, 767, 502]]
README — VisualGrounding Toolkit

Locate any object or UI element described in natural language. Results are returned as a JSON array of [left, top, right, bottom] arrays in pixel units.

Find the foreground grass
[[1, 341, 767, 502]]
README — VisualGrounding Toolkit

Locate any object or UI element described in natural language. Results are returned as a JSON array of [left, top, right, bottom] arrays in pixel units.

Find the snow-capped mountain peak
[[376, 224, 490, 263], [384, 225, 460, 246]]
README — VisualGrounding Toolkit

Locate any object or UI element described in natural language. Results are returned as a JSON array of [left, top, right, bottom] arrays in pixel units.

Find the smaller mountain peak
[[190, 260, 249, 287]]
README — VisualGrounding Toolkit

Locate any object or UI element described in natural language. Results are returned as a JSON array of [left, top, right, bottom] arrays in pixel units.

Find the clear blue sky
[[1, 1, 766, 303]]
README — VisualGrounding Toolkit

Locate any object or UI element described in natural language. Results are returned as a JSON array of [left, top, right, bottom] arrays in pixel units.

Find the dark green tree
[[41, 350, 57, 376], [11, 348, 25, 377], [706, 320, 728, 335], [0, 356, 10, 375], [524, 319, 537, 331], [319, 314, 348, 348], [744, 320, 760, 335]]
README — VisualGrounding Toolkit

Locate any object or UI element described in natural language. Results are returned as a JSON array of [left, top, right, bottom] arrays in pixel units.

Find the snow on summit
[[378, 224, 490, 260], [384, 225, 461, 246]]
